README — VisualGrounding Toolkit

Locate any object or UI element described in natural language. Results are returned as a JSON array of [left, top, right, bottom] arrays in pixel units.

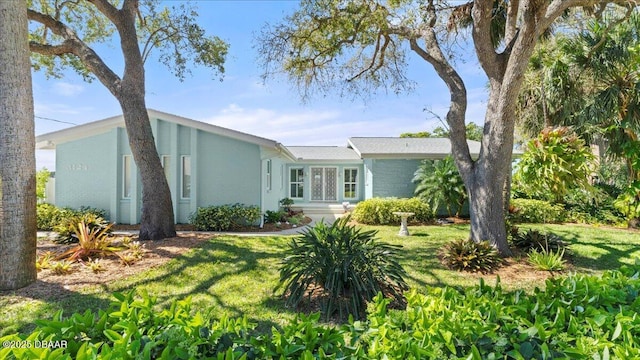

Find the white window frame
[[122, 155, 132, 199], [266, 159, 272, 191], [289, 167, 304, 199], [343, 168, 358, 200], [181, 155, 191, 199]]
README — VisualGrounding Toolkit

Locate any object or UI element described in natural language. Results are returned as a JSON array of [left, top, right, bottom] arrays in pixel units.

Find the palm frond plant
[[412, 156, 467, 217], [276, 215, 408, 321]]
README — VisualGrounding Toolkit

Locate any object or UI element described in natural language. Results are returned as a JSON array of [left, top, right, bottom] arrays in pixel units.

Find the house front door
[[310, 167, 337, 201]]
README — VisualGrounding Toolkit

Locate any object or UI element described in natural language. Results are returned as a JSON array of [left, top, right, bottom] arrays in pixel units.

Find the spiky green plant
[[276, 215, 408, 321], [528, 248, 566, 271], [442, 238, 503, 273], [56, 221, 122, 262]]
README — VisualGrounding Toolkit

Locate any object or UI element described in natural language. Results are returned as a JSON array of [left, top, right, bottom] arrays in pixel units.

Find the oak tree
[[258, 0, 634, 255], [28, 0, 228, 239]]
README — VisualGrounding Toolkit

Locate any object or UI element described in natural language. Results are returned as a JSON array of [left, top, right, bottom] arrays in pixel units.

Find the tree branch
[[85, 0, 121, 26], [27, 8, 122, 95], [471, 1, 503, 80], [504, 0, 520, 45], [29, 41, 74, 56]]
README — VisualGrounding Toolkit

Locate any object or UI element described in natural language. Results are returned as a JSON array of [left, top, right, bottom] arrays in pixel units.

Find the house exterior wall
[[55, 129, 117, 220], [284, 163, 365, 204], [261, 154, 289, 212], [369, 159, 421, 198], [54, 116, 269, 224]]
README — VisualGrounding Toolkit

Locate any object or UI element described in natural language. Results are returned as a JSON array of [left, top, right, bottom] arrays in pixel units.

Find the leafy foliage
[[53, 210, 111, 244], [513, 127, 596, 203], [510, 228, 567, 253], [36, 203, 67, 231], [400, 122, 484, 141], [264, 210, 286, 224], [564, 186, 625, 224], [55, 221, 121, 263], [528, 248, 566, 271], [189, 203, 261, 231], [441, 238, 503, 273], [412, 156, 467, 217], [352, 197, 433, 225], [614, 181, 640, 222], [35, 168, 51, 203], [276, 215, 408, 320], [509, 198, 566, 224], [8, 265, 640, 359]]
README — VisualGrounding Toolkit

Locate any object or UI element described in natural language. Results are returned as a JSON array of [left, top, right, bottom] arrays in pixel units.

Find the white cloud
[[52, 82, 84, 97]]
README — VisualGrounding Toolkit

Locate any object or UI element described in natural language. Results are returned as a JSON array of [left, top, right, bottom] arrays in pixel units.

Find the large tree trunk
[[119, 92, 176, 240], [117, 3, 176, 240], [0, 1, 37, 290]]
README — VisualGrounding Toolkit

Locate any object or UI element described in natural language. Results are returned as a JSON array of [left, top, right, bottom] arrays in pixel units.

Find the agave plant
[[56, 221, 122, 262], [276, 215, 408, 320]]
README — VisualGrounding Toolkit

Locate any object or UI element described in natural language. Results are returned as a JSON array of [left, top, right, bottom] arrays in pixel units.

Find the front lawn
[[1, 223, 638, 337]]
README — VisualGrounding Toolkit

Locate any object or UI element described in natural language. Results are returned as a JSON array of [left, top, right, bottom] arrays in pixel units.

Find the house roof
[[287, 146, 361, 161], [347, 137, 482, 159], [35, 109, 290, 155]]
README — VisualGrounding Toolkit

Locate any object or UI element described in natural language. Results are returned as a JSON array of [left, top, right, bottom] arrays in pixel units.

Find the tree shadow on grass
[[0, 280, 112, 336], [100, 236, 288, 332]]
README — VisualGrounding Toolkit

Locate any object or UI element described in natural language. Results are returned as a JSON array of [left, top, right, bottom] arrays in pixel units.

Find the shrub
[[276, 215, 408, 320], [509, 198, 566, 223], [564, 186, 625, 224], [510, 228, 567, 253], [512, 126, 596, 203], [52, 207, 111, 244], [352, 197, 433, 225], [413, 156, 467, 217], [528, 248, 566, 271], [36, 203, 66, 231], [442, 238, 503, 273], [189, 203, 261, 231], [264, 210, 286, 224]]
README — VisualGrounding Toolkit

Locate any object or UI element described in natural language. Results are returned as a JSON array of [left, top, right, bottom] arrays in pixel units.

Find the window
[[161, 155, 170, 181], [289, 168, 304, 199], [344, 168, 358, 199], [123, 155, 132, 199], [181, 156, 191, 198], [266, 159, 272, 191]]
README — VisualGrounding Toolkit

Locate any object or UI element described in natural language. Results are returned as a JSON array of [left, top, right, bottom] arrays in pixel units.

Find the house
[[36, 109, 482, 223]]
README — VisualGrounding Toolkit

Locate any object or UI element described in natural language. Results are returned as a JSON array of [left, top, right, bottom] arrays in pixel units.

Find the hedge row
[[352, 197, 434, 225]]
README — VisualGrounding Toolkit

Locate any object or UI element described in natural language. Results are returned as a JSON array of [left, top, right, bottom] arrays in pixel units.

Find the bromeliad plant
[[56, 221, 122, 263], [442, 238, 503, 273], [276, 215, 408, 321]]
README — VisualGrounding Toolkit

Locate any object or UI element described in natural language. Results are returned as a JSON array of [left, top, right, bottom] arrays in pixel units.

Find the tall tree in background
[[258, 0, 633, 255], [28, 0, 228, 240], [0, 1, 37, 290]]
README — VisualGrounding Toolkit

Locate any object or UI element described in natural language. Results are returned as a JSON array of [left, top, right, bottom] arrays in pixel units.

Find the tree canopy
[[258, 0, 635, 255], [27, 0, 229, 239]]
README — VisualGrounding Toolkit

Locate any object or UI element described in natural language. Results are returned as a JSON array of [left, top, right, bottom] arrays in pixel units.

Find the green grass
[[1, 223, 638, 337]]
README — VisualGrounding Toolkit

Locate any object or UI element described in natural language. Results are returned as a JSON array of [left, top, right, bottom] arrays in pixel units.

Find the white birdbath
[[392, 212, 415, 236]]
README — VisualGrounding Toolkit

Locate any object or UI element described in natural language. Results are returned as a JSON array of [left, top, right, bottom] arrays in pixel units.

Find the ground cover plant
[[1, 223, 638, 350], [4, 264, 640, 359]]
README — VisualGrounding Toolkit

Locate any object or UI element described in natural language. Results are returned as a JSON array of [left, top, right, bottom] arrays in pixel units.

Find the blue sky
[[34, 0, 489, 170]]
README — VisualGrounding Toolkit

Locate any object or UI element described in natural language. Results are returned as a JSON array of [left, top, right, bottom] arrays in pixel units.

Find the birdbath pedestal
[[392, 212, 415, 236]]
